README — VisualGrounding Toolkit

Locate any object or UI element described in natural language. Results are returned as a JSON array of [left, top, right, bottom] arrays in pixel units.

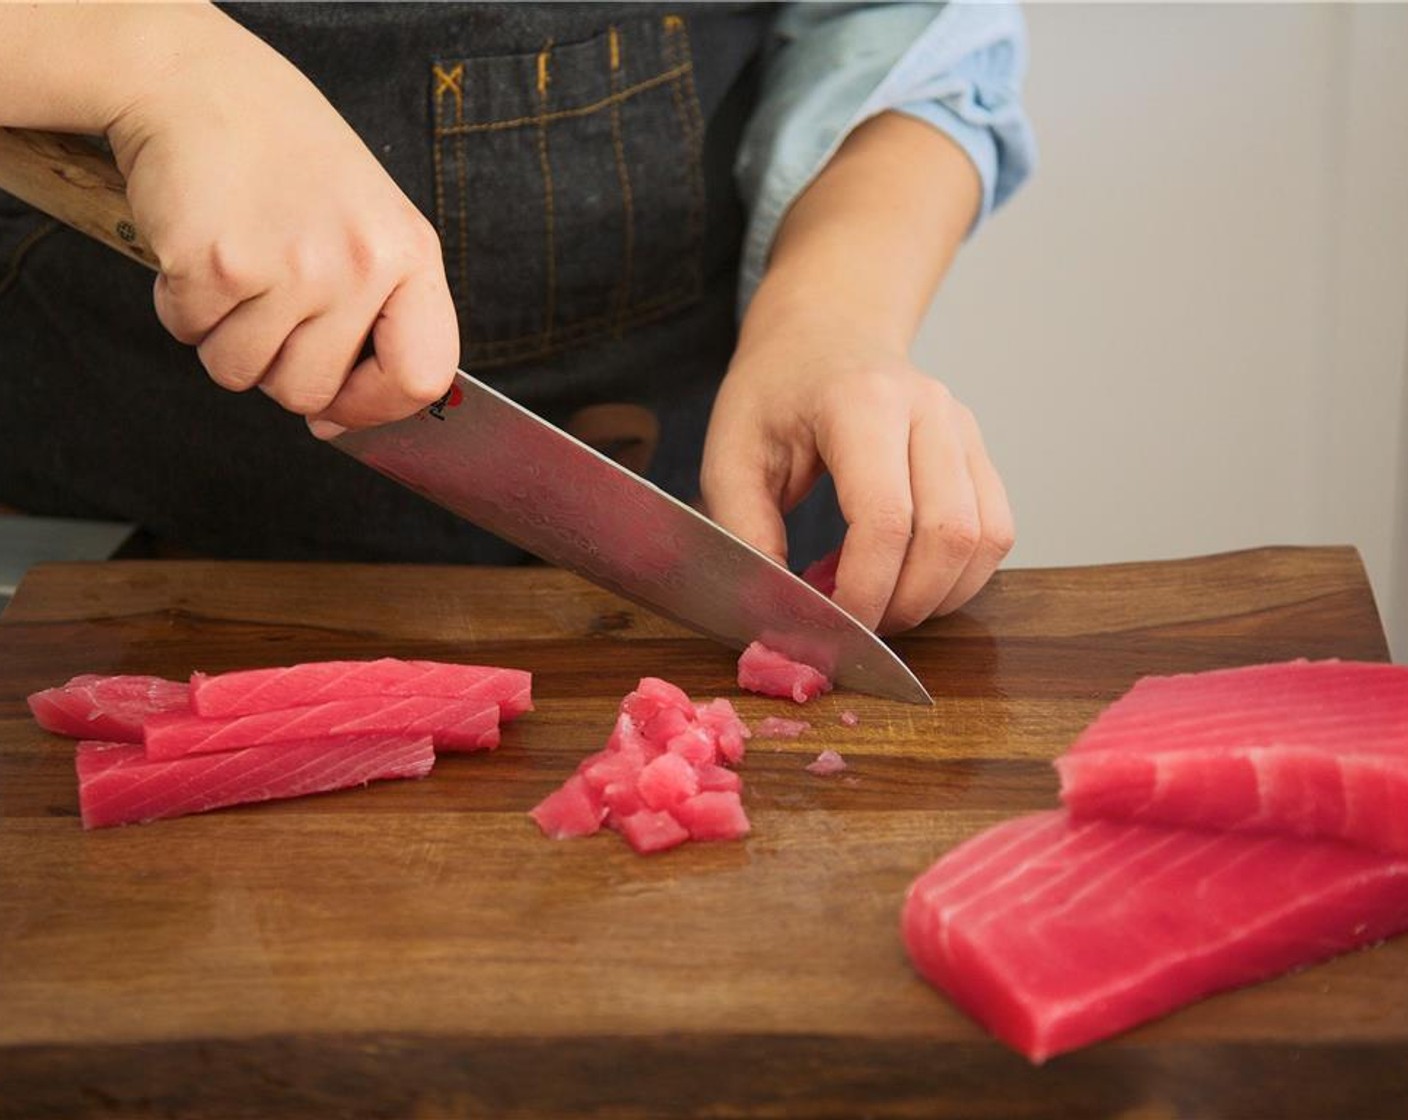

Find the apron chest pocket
[[432, 12, 707, 371]]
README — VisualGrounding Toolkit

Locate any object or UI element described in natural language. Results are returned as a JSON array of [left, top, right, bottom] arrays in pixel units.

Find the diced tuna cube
[[601, 780, 646, 819], [529, 774, 606, 840], [581, 741, 646, 794], [695, 697, 750, 763], [672, 790, 750, 841], [615, 809, 690, 854], [695, 763, 743, 794], [665, 726, 717, 766], [637, 751, 701, 811]]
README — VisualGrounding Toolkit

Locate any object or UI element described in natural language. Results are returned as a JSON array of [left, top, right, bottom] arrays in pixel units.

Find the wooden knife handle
[[0, 126, 157, 271]]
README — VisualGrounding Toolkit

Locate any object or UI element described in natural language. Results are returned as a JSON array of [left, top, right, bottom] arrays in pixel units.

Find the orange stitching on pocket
[[436, 65, 690, 136], [431, 63, 470, 329], [607, 26, 635, 338], [466, 285, 695, 353], [432, 62, 465, 125], [462, 288, 699, 371], [537, 40, 557, 347]]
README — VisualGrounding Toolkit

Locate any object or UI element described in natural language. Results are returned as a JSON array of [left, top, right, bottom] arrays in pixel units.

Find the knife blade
[[334, 373, 931, 704], [0, 125, 931, 704]]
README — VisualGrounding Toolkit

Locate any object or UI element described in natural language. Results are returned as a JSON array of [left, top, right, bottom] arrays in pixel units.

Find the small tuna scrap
[[530, 677, 751, 855], [805, 749, 847, 776], [753, 716, 811, 740]]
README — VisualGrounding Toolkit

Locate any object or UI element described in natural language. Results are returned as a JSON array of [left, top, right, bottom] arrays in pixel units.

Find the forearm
[[0, 2, 234, 134], [739, 112, 982, 355]]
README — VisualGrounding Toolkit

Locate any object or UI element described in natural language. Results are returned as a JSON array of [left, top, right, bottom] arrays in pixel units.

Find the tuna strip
[[1057, 659, 1408, 854], [903, 810, 1408, 1063], [28, 674, 189, 743], [190, 658, 532, 720], [77, 734, 435, 829], [144, 695, 500, 760]]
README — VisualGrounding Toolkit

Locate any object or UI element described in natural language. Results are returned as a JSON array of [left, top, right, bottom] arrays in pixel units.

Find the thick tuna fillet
[[144, 695, 500, 760], [189, 658, 532, 720], [76, 734, 435, 829], [28, 674, 190, 742], [902, 810, 1408, 1063], [1057, 659, 1408, 853]]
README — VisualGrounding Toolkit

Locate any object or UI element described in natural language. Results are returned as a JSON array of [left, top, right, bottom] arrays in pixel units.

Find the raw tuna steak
[[144, 695, 500, 760], [76, 734, 435, 829], [28, 674, 189, 743], [902, 810, 1408, 1063], [530, 678, 751, 854], [1057, 659, 1408, 854], [190, 658, 532, 720], [737, 641, 832, 704]]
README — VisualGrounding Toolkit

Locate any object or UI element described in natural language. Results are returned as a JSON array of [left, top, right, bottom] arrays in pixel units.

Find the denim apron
[[0, 3, 842, 567]]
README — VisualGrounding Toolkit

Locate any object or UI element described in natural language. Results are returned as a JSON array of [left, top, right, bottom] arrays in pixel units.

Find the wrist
[[0, 3, 227, 136], [738, 262, 914, 364]]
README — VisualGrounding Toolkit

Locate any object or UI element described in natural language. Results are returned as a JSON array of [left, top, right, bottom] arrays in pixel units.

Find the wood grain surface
[[0, 547, 1401, 1118]]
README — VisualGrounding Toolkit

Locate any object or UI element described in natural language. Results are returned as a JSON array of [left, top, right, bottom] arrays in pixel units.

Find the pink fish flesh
[[190, 658, 532, 720], [754, 716, 811, 739], [902, 810, 1408, 1063], [530, 677, 750, 853], [144, 695, 500, 760], [1057, 659, 1408, 854], [736, 641, 832, 704], [28, 674, 189, 743], [801, 548, 840, 597], [76, 734, 435, 829], [805, 748, 847, 776]]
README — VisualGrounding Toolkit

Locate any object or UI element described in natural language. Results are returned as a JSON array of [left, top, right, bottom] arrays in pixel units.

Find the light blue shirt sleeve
[[734, 1, 1036, 315]]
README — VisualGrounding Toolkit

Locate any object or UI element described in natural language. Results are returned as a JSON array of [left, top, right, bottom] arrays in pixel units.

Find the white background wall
[[915, 3, 1408, 659]]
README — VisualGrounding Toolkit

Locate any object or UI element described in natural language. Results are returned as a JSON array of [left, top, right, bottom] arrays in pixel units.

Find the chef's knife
[[0, 126, 933, 704]]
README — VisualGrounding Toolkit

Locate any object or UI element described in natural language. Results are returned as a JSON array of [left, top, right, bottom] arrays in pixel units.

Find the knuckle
[[397, 361, 455, 406], [201, 357, 263, 393], [884, 598, 932, 635], [203, 241, 263, 298], [401, 213, 444, 264], [935, 514, 983, 563], [197, 336, 265, 392], [864, 502, 915, 547], [983, 520, 1017, 561], [921, 376, 955, 409], [268, 381, 339, 417]]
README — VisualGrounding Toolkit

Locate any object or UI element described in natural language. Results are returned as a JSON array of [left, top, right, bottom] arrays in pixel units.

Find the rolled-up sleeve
[[734, 1, 1036, 314]]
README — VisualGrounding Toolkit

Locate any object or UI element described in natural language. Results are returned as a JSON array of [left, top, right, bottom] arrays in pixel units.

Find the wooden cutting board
[[1, 547, 1403, 1118]]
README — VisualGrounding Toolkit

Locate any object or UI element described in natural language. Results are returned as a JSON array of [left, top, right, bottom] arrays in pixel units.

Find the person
[[0, 1, 1034, 635]]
